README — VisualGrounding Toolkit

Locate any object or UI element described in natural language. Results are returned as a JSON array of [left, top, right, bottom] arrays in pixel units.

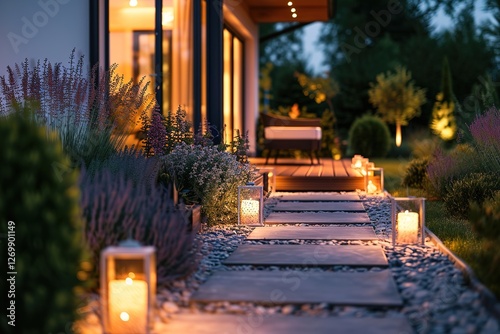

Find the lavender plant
[[0, 50, 155, 167], [80, 166, 200, 285]]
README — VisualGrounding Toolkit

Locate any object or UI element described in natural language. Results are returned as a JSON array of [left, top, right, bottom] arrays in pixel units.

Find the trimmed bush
[[348, 114, 391, 158], [402, 157, 430, 189], [0, 110, 87, 334], [443, 173, 500, 219]]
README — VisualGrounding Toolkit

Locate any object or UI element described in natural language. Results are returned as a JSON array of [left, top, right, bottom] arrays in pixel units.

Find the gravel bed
[[76, 192, 500, 334]]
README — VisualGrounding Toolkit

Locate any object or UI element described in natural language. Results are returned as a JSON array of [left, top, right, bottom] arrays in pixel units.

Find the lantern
[[361, 162, 375, 176], [351, 155, 365, 169], [101, 240, 156, 334], [391, 197, 426, 245], [365, 167, 384, 194], [238, 182, 264, 226]]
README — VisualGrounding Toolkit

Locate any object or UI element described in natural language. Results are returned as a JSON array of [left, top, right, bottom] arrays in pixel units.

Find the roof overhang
[[245, 0, 336, 23]]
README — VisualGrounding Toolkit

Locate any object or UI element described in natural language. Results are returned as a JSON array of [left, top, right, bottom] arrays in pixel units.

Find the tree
[[368, 65, 427, 146], [430, 57, 457, 141]]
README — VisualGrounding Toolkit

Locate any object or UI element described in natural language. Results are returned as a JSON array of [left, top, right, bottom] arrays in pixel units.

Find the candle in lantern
[[367, 180, 378, 194], [397, 210, 419, 243], [241, 199, 260, 225], [109, 276, 148, 333]]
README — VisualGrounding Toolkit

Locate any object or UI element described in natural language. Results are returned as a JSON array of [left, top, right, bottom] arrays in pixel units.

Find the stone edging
[[425, 227, 500, 319]]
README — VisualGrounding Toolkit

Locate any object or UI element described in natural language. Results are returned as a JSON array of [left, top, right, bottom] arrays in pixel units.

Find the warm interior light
[[291, 8, 296, 13], [120, 312, 130, 322], [129, 0, 138, 7], [125, 277, 133, 285], [288, 1, 293, 6], [128, 272, 136, 279], [292, 13, 297, 18]]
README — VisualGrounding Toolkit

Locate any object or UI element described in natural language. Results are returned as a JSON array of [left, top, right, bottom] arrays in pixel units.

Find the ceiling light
[[291, 8, 296, 13], [292, 13, 297, 18], [287, 1, 293, 6]]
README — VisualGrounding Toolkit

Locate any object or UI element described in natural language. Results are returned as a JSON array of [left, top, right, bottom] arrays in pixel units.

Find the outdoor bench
[[261, 113, 322, 165]]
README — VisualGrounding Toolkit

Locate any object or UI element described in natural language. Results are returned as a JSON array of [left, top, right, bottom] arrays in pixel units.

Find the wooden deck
[[250, 157, 364, 191]]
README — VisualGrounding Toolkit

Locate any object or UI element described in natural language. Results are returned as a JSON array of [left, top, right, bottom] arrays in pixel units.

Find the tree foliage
[[368, 65, 426, 146]]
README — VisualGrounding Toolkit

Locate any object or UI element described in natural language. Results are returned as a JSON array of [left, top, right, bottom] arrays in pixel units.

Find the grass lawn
[[374, 158, 500, 297]]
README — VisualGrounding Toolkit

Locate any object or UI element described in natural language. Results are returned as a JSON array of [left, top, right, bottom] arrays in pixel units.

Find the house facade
[[0, 0, 334, 154]]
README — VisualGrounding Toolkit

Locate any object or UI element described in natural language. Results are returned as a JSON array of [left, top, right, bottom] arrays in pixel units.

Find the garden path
[[169, 192, 413, 333]]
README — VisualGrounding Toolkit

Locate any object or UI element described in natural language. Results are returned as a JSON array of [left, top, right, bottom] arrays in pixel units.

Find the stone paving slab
[[275, 192, 361, 201], [265, 212, 371, 224], [191, 270, 403, 306], [273, 201, 365, 212], [223, 244, 388, 266], [247, 226, 378, 240], [162, 314, 414, 334]]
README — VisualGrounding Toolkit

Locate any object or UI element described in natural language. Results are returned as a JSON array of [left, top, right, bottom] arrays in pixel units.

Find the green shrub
[[468, 192, 500, 296], [444, 172, 500, 219], [163, 143, 255, 225], [402, 157, 430, 189], [0, 110, 88, 334], [348, 114, 391, 158]]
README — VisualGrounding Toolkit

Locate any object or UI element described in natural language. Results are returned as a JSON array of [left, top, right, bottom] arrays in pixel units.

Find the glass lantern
[[100, 240, 156, 334], [365, 167, 384, 194], [351, 154, 365, 169], [238, 182, 264, 226], [361, 161, 375, 176], [391, 197, 426, 245]]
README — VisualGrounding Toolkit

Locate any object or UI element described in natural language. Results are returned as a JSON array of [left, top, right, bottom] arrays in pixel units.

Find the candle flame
[[120, 312, 130, 321]]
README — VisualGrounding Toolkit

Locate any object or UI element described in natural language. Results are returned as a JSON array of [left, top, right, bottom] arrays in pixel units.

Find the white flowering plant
[[163, 142, 256, 225]]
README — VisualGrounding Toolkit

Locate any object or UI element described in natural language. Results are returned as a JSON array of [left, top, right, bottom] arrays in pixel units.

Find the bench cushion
[[264, 126, 322, 140]]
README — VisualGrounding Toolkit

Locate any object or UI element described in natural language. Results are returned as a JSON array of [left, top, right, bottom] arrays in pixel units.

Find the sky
[[303, 0, 494, 75]]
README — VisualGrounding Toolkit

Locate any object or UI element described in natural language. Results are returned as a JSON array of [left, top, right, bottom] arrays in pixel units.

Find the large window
[[108, 0, 194, 120], [223, 26, 244, 143]]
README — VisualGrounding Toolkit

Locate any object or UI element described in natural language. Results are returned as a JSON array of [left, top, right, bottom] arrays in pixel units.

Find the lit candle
[[354, 160, 363, 169], [109, 276, 147, 333], [367, 180, 378, 194], [397, 210, 419, 243], [241, 199, 260, 225]]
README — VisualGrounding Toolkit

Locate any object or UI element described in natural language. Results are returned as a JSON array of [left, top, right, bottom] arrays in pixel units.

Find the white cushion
[[264, 126, 322, 140]]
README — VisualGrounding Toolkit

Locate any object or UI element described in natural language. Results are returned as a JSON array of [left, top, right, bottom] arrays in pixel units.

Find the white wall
[[0, 0, 89, 76]]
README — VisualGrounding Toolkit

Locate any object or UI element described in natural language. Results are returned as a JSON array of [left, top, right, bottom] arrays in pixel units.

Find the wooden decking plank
[[321, 159, 335, 177], [273, 201, 365, 212], [275, 192, 361, 201], [223, 244, 388, 266], [247, 226, 377, 240], [275, 165, 301, 176], [191, 270, 403, 306], [163, 314, 414, 334], [333, 160, 348, 177], [265, 212, 371, 224], [307, 164, 323, 177], [291, 165, 312, 177], [343, 159, 363, 177]]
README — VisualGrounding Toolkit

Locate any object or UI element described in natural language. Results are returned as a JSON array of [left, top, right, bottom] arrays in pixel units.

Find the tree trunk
[[396, 121, 402, 147]]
